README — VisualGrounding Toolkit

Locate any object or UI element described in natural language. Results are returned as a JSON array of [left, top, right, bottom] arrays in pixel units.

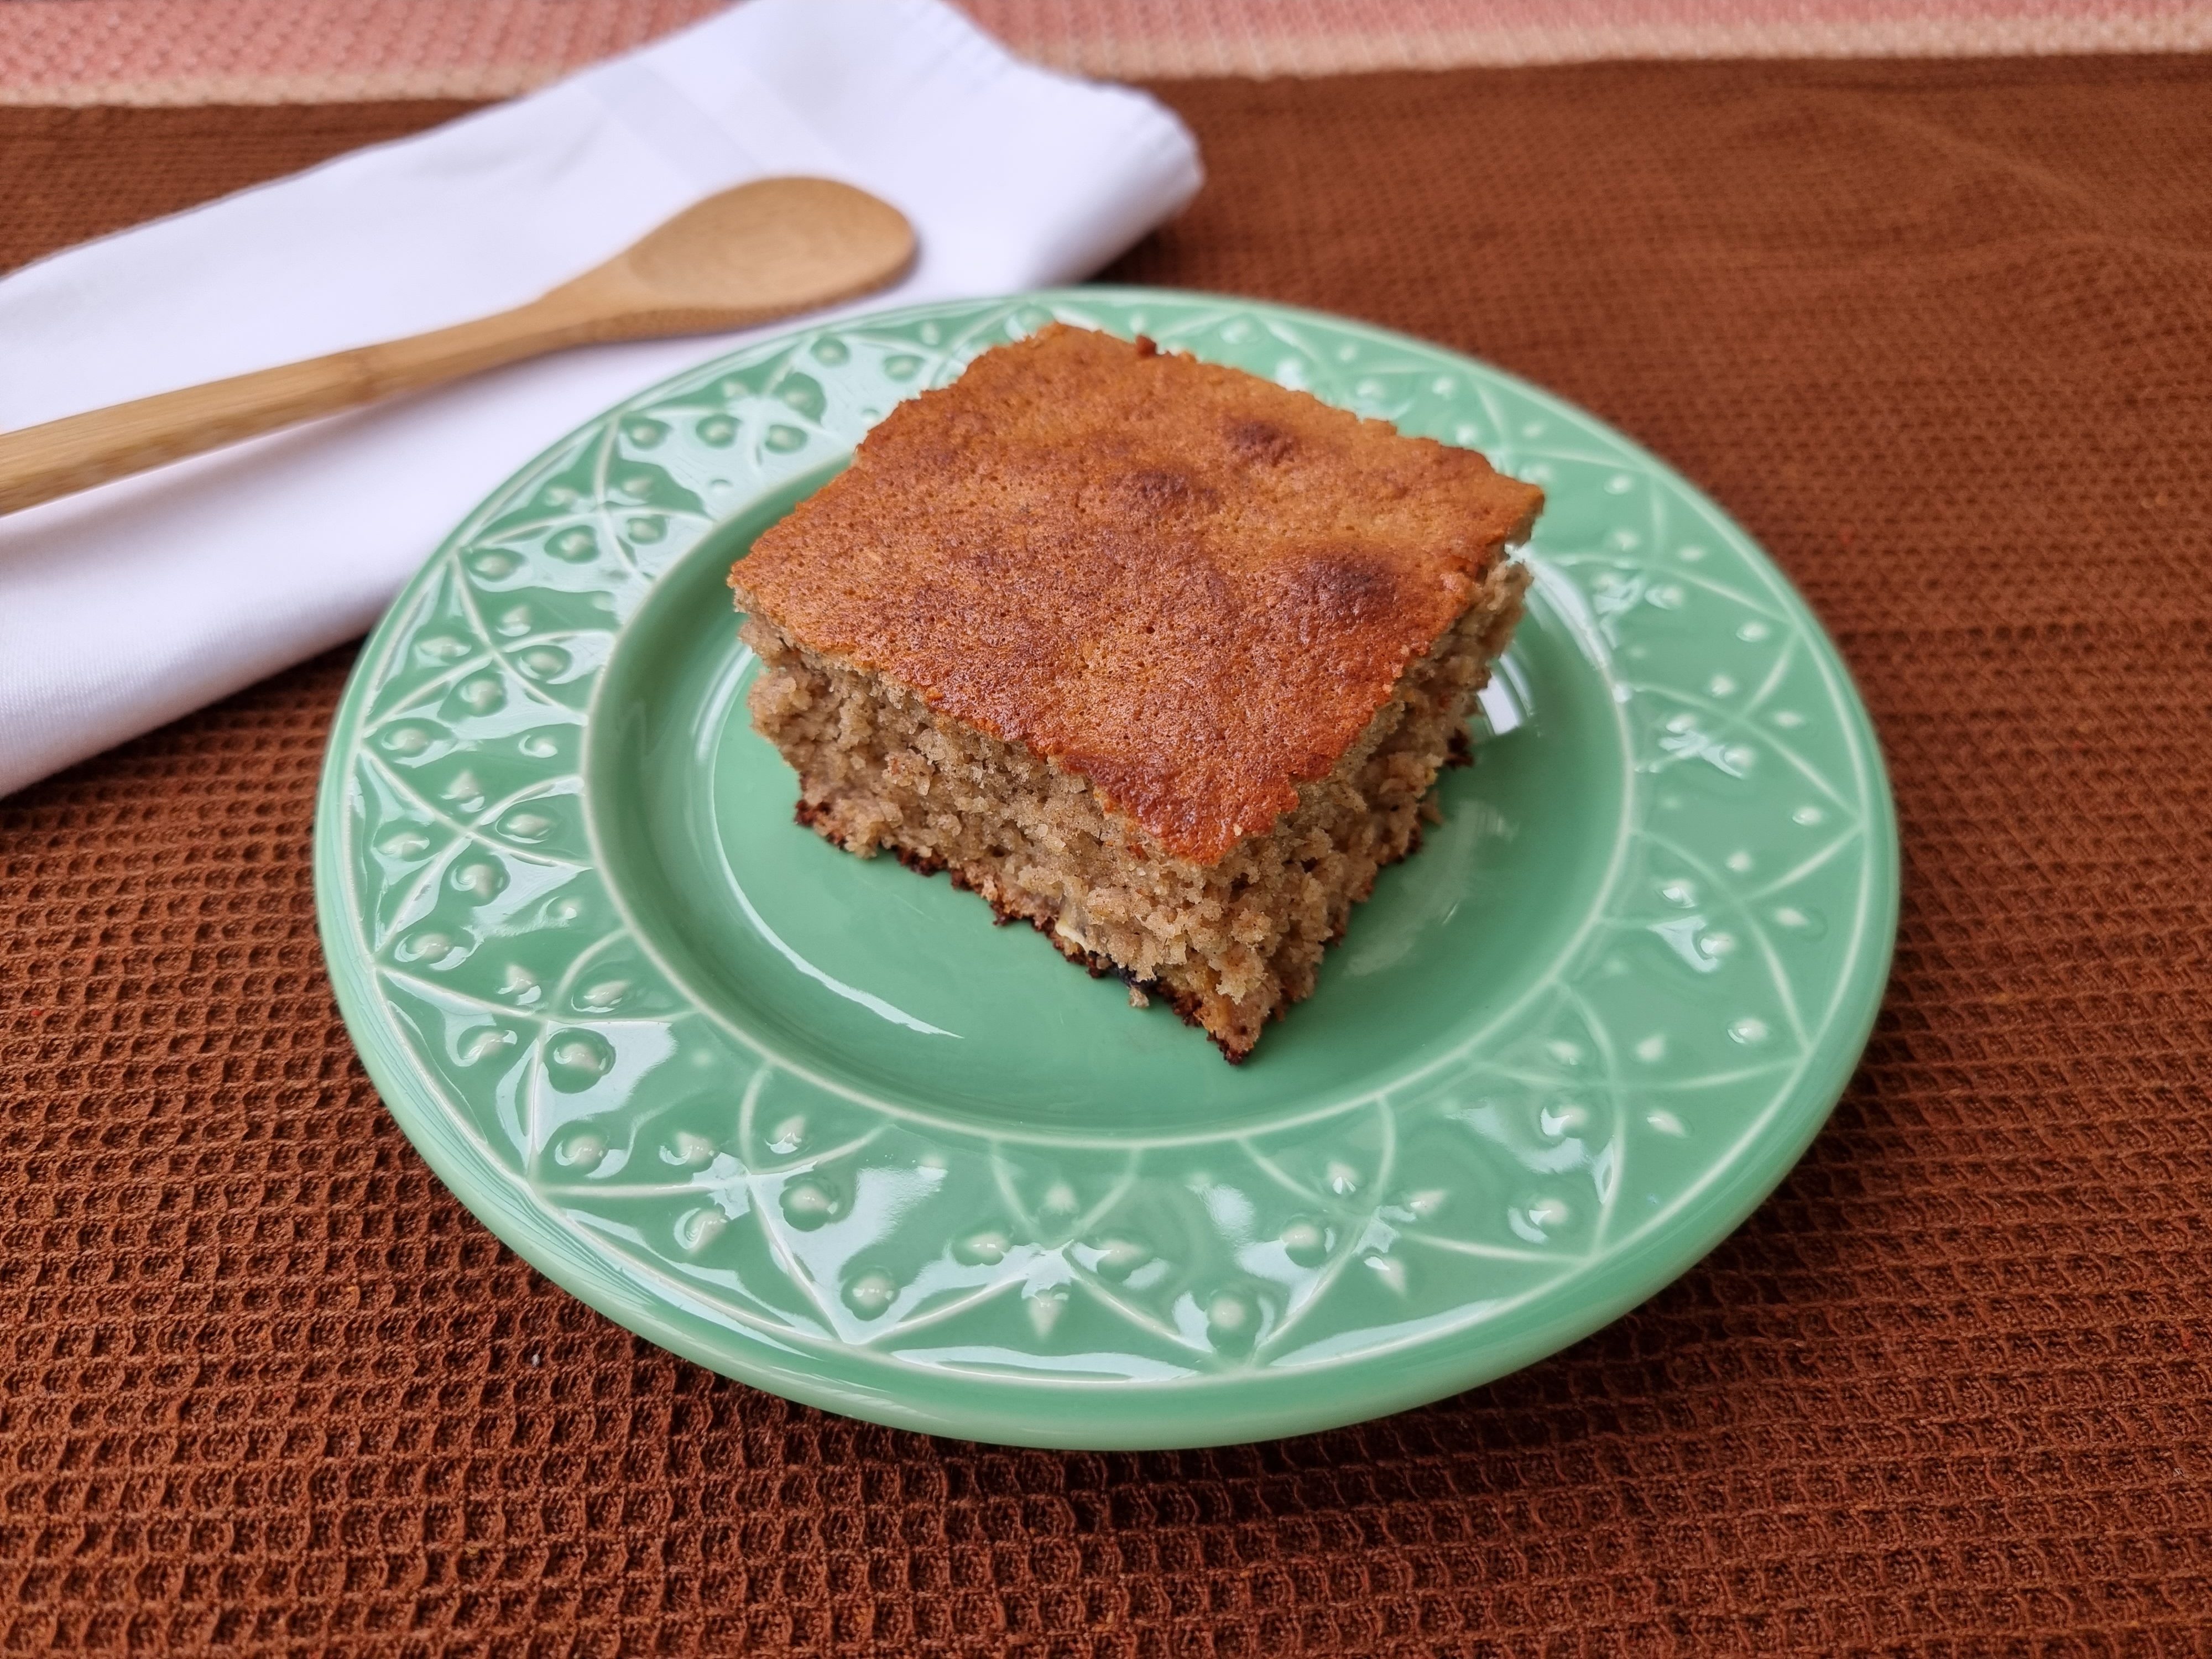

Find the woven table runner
[[6, 2, 2208, 101], [4, 57, 2211, 1655]]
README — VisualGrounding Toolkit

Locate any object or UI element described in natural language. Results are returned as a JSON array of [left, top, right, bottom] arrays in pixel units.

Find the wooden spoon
[[0, 176, 915, 516]]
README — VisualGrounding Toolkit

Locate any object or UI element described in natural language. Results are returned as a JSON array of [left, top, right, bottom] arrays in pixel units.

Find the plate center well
[[586, 463, 1629, 1141]]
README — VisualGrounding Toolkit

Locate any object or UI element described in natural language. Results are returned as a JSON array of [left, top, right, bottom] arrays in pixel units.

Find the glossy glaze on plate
[[314, 290, 1897, 1448]]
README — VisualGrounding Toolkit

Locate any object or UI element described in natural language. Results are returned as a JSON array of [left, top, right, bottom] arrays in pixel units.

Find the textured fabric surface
[[4, 56, 2212, 1654], [4, 0, 2210, 104]]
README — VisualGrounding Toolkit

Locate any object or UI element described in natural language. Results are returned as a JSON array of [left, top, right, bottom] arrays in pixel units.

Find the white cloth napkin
[[0, 0, 1200, 797]]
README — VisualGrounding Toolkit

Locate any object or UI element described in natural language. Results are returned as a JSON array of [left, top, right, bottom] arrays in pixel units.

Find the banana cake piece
[[729, 324, 1541, 1061]]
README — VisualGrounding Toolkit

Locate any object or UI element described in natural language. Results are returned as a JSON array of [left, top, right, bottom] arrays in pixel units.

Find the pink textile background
[[1, 0, 2204, 103]]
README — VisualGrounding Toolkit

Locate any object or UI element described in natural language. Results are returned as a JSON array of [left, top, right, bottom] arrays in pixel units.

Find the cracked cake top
[[729, 324, 1542, 863]]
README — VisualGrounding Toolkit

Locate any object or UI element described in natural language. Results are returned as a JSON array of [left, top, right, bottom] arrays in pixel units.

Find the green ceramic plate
[[315, 290, 1896, 1449]]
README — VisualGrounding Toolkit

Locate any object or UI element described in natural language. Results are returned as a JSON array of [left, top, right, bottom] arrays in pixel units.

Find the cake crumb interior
[[740, 562, 1527, 1061]]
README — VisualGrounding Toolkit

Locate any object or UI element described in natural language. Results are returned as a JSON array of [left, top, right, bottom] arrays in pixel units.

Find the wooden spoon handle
[[0, 294, 609, 517]]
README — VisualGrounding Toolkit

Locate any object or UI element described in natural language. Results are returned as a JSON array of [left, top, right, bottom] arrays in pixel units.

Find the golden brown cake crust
[[729, 324, 1541, 864]]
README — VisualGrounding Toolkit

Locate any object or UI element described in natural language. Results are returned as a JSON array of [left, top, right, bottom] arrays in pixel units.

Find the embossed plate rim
[[315, 288, 1898, 1447]]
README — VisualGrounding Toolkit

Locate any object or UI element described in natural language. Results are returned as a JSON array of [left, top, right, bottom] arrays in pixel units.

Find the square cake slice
[[729, 324, 1541, 1060]]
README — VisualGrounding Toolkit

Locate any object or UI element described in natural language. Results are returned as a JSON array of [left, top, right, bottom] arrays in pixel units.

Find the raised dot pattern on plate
[[319, 290, 1892, 1441]]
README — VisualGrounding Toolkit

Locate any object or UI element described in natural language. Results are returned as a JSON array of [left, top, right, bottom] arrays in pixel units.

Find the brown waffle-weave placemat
[[6, 60, 2212, 1655]]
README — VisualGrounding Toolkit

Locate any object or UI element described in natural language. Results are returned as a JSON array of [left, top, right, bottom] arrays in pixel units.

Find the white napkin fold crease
[[0, 0, 1201, 797]]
